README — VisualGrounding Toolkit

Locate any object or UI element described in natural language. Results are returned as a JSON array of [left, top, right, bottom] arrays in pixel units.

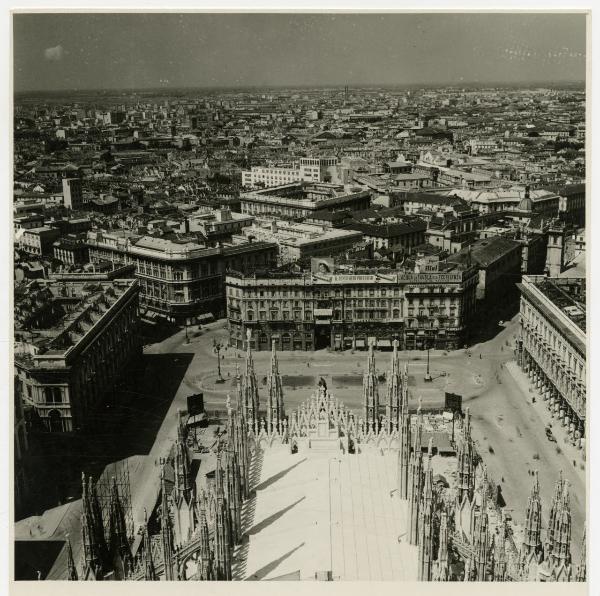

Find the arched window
[[48, 409, 63, 433]]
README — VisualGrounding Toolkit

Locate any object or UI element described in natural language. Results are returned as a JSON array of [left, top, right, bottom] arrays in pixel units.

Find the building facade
[[19, 226, 62, 257], [14, 279, 141, 433], [87, 231, 278, 323], [226, 265, 478, 352], [516, 276, 586, 446]]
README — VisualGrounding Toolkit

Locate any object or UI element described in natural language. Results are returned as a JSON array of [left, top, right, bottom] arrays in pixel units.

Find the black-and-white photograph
[[11, 11, 588, 585]]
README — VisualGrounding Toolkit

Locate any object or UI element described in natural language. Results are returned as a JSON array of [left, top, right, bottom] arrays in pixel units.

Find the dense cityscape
[[12, 13, 587, 586]]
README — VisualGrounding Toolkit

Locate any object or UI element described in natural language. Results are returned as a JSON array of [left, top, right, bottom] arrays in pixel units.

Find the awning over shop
[[197, 313, 214, 322]]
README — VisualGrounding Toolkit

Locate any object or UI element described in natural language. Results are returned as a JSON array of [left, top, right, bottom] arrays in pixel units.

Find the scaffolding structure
[[95, 458, 134, 545]]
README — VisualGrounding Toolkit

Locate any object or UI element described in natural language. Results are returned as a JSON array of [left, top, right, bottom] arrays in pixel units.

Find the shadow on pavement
[[19, 353, 195, 520]]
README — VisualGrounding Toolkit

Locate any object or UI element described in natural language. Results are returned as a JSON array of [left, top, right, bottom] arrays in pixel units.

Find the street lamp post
[[213, 338, 225, 384], [424, 340, 432, 382]]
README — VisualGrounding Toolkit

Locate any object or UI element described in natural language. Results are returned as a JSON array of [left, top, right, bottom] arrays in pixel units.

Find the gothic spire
[[551, 482, 572, 567], [418, 438, 434, 581], [493, 512, 507, 581], [66, 534, 78, 581], [214, 455, 232, 580], [574, 528, 586, 581], [160, 467, 174, 580], [408, 438, 423, 546], [385, 339, 402, 429], [240, 329, 260, 430], [473, 502, 489, 581], [197, 492, 214, 580], [266, 339, 285, 433], [108, 477, 131, 579], [362, 338, 380, 432], [435, 510, 449, 581], [142, 509, 157, 581], [545, 471, 564, 559], [397, 399, 411, 499], [521, 471, 543, 563], [80, 473, 106, 580], [456, 408, 474, 504]]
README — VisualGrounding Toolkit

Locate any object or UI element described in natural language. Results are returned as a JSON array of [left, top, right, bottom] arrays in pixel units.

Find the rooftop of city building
[[530, 276, 586, 333], [14, 278, 137, 361]]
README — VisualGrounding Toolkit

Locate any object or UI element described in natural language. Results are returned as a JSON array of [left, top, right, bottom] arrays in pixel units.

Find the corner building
[[226, 265, 477, 352], [14, 279, 140, 433]]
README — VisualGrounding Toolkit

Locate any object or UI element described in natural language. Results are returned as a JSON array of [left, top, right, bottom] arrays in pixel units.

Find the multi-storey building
[[53, 236, 89, 265], [87, 231, 278, 323], [517, 276, 586, 446], [14, 278, 141, 433], [241, 157, 339, 188], [242, 164, 302, 188], [448, 236, 522, 306], [19, 226, 61, 257], [235, 218, 363, 264], [556, 183, 585, 227], [226, 263, 477, 352], [239, 182, 371, 219]]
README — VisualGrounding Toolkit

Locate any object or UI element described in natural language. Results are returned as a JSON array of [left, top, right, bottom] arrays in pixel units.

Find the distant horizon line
[[14, 80, 586, 96]]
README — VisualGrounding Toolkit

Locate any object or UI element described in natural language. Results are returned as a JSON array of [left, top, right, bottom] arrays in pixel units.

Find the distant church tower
[[545, 221, 567, 277]]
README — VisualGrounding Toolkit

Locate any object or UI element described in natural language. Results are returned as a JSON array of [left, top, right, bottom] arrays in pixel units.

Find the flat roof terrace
[[234, 450, 418, 581], [535, 277, 586, 333]]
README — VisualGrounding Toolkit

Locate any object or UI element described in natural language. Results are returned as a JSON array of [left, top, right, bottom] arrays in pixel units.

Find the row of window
[[228, 285, 463, 300]]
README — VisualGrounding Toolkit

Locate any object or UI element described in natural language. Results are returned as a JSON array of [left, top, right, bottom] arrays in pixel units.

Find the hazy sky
[[13, 13, 587, 92]]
